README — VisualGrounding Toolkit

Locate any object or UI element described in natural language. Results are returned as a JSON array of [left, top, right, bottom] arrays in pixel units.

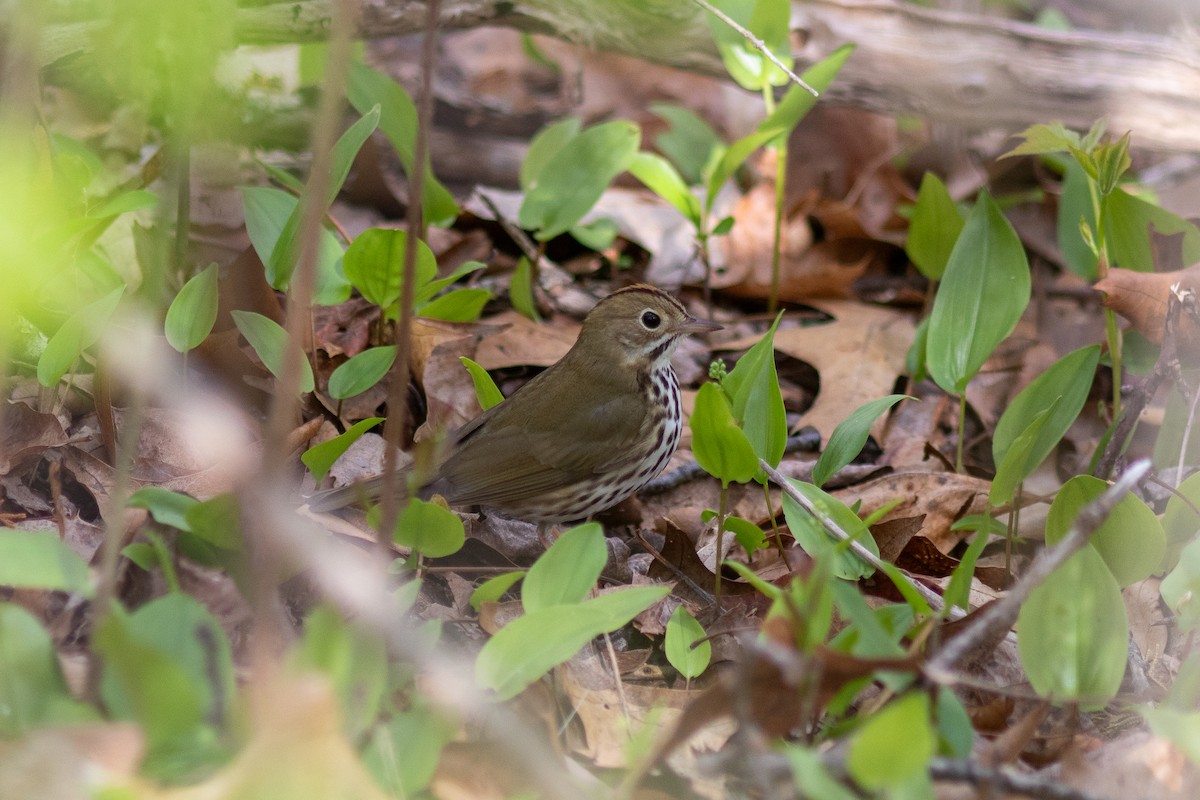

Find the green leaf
[[230, 310, 315, 394], [164, 263, 219, 353], [665, 605, 711, 679], [459, 356, 504, 410], [1003, 122, 1081, 158], [476, 585, 670, 699], [184, 494, 243, 551], [1161, 537, 1200, 633], [992, 345, 1100, 480], [1017, 545, 1127, 708], [413, 260, 487, 306], [1103, 187, 1200, 272], [290, 605, 387, 741], [328, 346, 397, 400], [241, 186, 348, 304], [302, 417, 384, 483], [689, 382, 759, 486], [97, 596, 233, 777], [905, 314, 930, 382], [1161, 471, 1200, 573], [364, 706, 457, 797], [372, 498, 465, 559], [780, 480, 879, 580], [1057, 160, 1100, 280], [522, 522, 606, 613], [628, 151, 702, 227], [813, 394, 910, 487], [706, 0, 793, 90], [1142, 706, 1200, 768], [37, 286, 124, 387], [518, 120, 641, 240], [342, 227, 438, 313], [87, 188, 158, 219], [470, 571, 525, 611], [785, 746, 860, 800], [0, 603, 98, 735], [519, 116, 581, 190], [510, 256, 539, 321], [705, 127, 783, 215], [724, 514, 767, 554], [722, 313, 787, 470], [759, 44, 855, 135], [127, 487, 198, 531], [1045, 475, 1164, 587], [926, 191, 1031, 395], [419, 287, 491, 322], [267, 106, 380, 288], [649, 102, 722, 185], [847, 693, 934, 789], [347, 63, 459, 227], [989, 399, 1060, 507], [0, 530, 92, 596], [906, 172, 964, 281]]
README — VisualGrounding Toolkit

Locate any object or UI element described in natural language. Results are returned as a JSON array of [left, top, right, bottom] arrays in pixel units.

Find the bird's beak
[[676, 315, 723, 335]]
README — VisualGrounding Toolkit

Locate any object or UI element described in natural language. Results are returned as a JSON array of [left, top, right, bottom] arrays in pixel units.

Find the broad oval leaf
[[165, 263, 219, 353], [847, 692, 934, 790], [665, 605, 711, 680], [301, 417, 384, 482], [127, 487, 199, 531], [230, 310, 315, 394], [1017, 545, 1127, 708], [419, 287, 491, 322], [926, 191, 1030, 395], [1103, 186, 1200, 272], [518, 120, 641, 240], [328, 346, 397, 400], [520, 116, 581, 190], [1161, 471, 1200, 573], [476, 585, 670, 699], [1045, 475, 1164, 587], [813, 394, 910, 488], [372, 498, 465, 559], [689, 382, 759, 486], [342, 228, 438, 312], [0, 603, 97, 735], [905, 172, 964, 281], [523, 522, 606, 613]]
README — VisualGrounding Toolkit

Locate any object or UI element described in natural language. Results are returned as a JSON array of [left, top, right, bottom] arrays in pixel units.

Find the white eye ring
[[640, 309, 662, 330]]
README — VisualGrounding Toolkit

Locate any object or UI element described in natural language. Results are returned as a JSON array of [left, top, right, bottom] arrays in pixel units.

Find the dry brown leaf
[[1095, 264, 1200, 346], [835, 471, 991, 553], [0, 402, 67, 477], [473, 310, 577, 370]]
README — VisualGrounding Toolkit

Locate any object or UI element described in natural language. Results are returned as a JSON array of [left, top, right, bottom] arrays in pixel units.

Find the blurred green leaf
[[241, 187, 348, 304], [0, 604, 97, 735], [470, 571, 525, 611], [759, 44, 855, 136], [705, 128, 782, 215], [629, 151, 702, 226], [371, 498, 465, 559], [165, 263, 219, 353], [0, 530, 92, 596], [230, 310, 315, 394], [510, 256, 539, 321], [650, 103, 722, 185], [291, 605, 387, 741], [520, 117, 581, 190], [847, 693, 934, 790], [1046, 475, 1164, 587], [706, 0, 793, 90], [1018, 545, 1127, 709], [128, 487, 198, 531], [37, 285, 124, 387]]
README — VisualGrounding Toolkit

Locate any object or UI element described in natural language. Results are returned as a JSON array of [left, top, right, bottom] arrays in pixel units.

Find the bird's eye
[[641, 310, 662, 329]]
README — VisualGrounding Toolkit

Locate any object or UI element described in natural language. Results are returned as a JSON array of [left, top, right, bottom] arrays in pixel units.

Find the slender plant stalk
[[955, 393, 967, 473], [377, 0, 441, 552]]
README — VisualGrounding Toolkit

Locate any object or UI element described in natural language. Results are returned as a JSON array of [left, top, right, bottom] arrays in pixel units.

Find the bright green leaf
[[722, 313, 787, 471], [705, 128, 782, 214], [689, 382, 759, 486], [459, 357, 504, 410], [520, 116, 581, 190], [906, 172, 964, 281], [650, 102, 722, 185], [1103, 187, 1200, 272], [37, 286, 124, 387], [127, 487, 198, 531], [523, 522, 606, 613], [241, 186, 348, 304], [165, 263, 219, 353], [372, 498, 465, 559], [510, 256, 539, 321], [419, 287, 491, 322], [470, 571, 525, 611], [780, 480, 878, 580], [302, 417, 384, 482], [1057, 160, 1099, 280], [665, 605, 711, 679], [628, 151, 702, 226], [813, 394, 910, 487], [847, 693, 934, 789], [342, 227, 438, 313], [759, 44, 855, 136]]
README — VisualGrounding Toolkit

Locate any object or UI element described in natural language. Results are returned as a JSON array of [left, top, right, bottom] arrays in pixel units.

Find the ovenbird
[[307, 284, 720, 521]]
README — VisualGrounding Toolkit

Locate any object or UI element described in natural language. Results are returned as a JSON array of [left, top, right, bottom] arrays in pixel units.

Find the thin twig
[[759, 459, 948, 613], [377, 0, 440, 548], [689, 0, 819, 97], [925, 459, 1150, 682]]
